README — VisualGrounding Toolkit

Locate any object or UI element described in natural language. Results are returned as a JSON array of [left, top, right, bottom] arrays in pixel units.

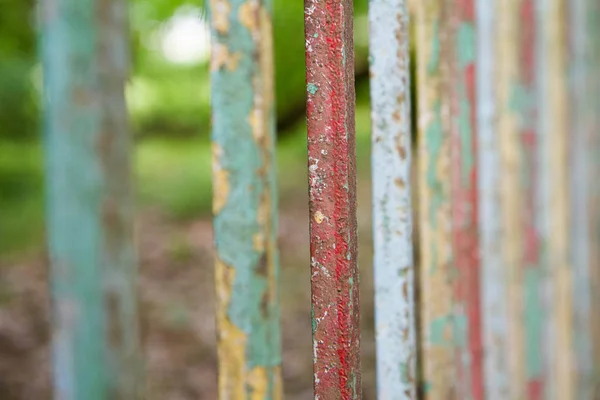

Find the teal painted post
[[41, 0, 144, 398], [208, 0, 283, 398]]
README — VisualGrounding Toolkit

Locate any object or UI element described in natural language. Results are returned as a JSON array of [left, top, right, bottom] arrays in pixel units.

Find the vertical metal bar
[[41, 0, 143, 398], [568, 0, 595, 396], [447, 1, 483, 399], [416, 1, 456, 397], [496, 1, 527, 398], [304, 1, 361, 398], [368, 1, 416, 398], [587, 3, 600, 391], [209, 1, 283, 398], [477, 1, 510, 399], [539, 0, 573, 397]]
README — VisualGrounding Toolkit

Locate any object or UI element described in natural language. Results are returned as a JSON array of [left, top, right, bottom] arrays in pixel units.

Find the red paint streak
[[305, 1, 360, 399], [451, 3, 483, 399], [520, 0, 544, 395], [528, 379, 543, 400]]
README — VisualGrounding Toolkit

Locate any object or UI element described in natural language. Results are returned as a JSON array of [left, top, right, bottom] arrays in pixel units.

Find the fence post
[[368, 1, 416, 399], [447, 2, 484, 398], [495, 1, 534, 397], [416, 1, 457, 397], [41, 0, 143, 398], [568, 1, 595, 395], [538, 0, 573, 397], [476, 1, 510, 399], [304, 1, 361, 398], [208, 0, 283, 398], [573, 0, 600, 390]]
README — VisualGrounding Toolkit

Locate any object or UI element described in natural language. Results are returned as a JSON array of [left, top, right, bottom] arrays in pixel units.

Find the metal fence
[[41, 0, 600, 398]]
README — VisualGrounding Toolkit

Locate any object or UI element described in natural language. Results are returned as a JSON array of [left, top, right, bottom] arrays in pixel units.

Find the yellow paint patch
[[247, 366, 268, 400], [239, 0, 259, 33], [212, 143, 230, 214], [210, 0, 231, 34], [271, 366, 283, 400], [215, 257, 247, 399], [253, 233, 265, 252], [314, 210, 325, 224], [211, 43, 242, 72]]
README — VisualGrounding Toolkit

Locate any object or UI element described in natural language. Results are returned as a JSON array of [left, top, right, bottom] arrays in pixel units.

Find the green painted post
[[40, 0, 144, 398], [208, 0, 283, 398]]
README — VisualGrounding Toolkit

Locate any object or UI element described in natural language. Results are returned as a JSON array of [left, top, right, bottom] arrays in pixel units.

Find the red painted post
[[304, 1, 361, 398], [449, 1, 483, 399]]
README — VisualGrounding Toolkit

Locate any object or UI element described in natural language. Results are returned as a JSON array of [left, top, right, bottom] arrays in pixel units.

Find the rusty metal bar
[[477, 1, 510, 399], [209, 1, 283, 398], [448, 1, 483, 399], [304, 0, 361, 398], [416, 1, 456, 397], [368, 0, 416, 398], [41, 0, 144, 398]]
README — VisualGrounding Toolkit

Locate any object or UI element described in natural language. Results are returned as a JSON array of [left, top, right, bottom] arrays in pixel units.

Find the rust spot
[[260, 290, 269, 318], [212, 143, 230, 214], [238, 1, 259, 32], [105, 291, 123, 348], [396, 134, 407, 160], [314, 210, 326, 224], [210, 0, 231, 34], [255, 252, 268, 277], [395, 177, 406, 189], [211, 44, 242, 72], [392, 110, 402, 122]]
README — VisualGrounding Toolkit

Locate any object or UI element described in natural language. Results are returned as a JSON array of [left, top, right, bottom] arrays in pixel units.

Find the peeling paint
[[210, 0, 282, 398], [41, 0, 144, 397], [368, 0, 417, 398], [416, 1, 456, 398], [305, 0, 361, 398]]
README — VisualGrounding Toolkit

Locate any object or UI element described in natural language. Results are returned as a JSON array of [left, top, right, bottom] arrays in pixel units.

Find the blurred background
[[0, 0, 419, 398]]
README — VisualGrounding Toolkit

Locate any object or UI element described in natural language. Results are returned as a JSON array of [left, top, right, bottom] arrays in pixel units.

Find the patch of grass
[[0, 140, 45, 258]]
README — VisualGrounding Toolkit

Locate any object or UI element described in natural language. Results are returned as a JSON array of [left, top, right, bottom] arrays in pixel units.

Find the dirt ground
[[0, 183, 382, 399]]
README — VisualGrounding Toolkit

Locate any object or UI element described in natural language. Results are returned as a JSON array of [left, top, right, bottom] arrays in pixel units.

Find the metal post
[[368, 0, 416, 398], [41, 0, 143, 398], [476, 1, 510, 399], [416, 1, 456, 397], [448, 1, 483, 398], [539, 0, 572, 397], [304, 0, 361, 398], [209, 0, 283, 398]]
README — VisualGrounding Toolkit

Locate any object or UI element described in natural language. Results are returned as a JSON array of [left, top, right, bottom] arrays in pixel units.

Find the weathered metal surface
[[41, 0, 144, 398], [567, 0, 600, 396], [304, 1, 361, 398], [368, 1, 416, 399], [585, 2, 600, 391], [447, 1, 483, 399], [416, 1, 456, 398], [538, 0, 573, 398], [477, 1, 510, 399], [209, 1, 283, 398], [496, 1, 527, 398]]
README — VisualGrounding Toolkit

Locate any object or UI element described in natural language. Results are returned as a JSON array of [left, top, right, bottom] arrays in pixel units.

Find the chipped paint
[[210, 0, 282, 398], [569, 1, 600, 396], [41, 0, 144, 398], [448, 1, 484, 398], [538, 0, 573, 397], [368, 0, 417, 398], [416, 1, 456, 398], [305, 0, 361, 398], [476, 1, 510, 398]]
